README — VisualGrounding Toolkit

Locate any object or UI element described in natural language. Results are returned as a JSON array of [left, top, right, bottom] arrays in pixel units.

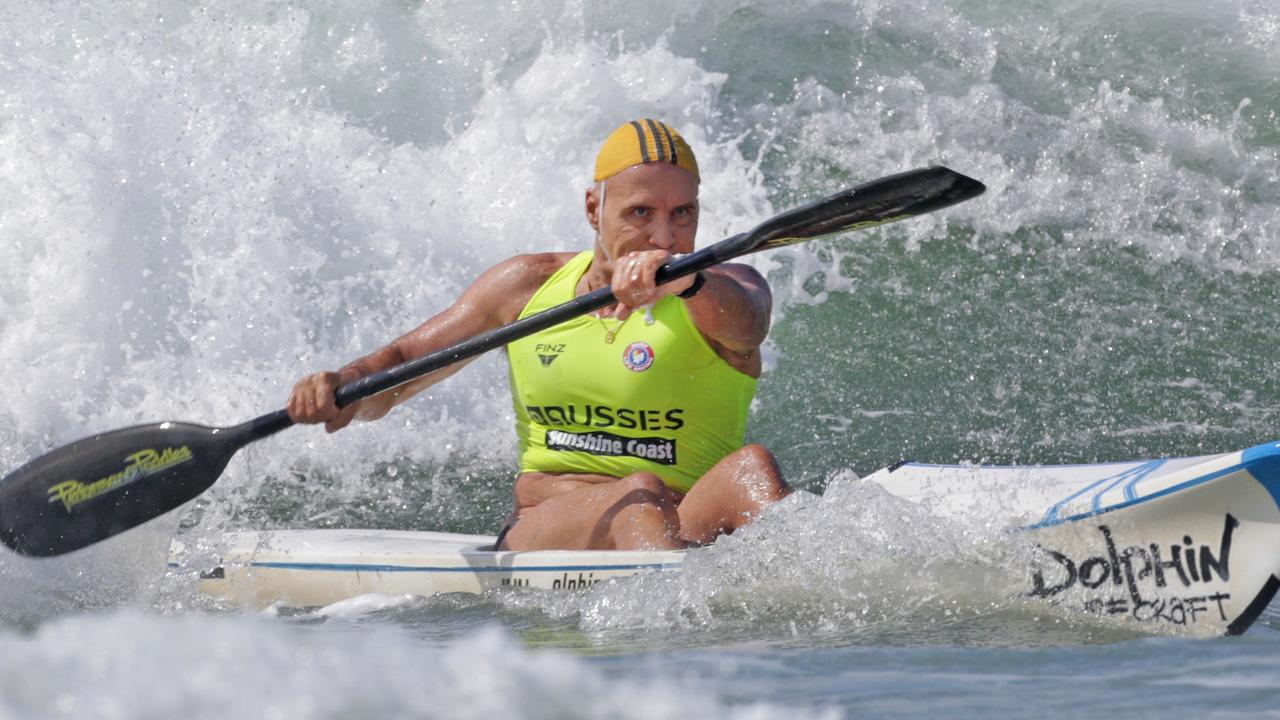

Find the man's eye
[[633, 207, 649, 217]]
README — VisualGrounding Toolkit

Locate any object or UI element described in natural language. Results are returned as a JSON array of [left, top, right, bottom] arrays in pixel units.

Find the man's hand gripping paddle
[[0, 166, 985, 557]]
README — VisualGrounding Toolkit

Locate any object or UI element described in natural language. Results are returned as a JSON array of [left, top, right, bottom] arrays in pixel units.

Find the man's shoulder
[[472, 252, 582, 323], [712, 261, 771, 294], [504, 251, 579, 278], [485, 252, 579, 291]]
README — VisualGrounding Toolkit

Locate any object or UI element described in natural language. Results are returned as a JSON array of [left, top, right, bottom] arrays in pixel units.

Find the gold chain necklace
[[584, 276, 651, 344], [597, 312, 623, 343], [584, 274, 625, 343], [595, 305, 655, 343]]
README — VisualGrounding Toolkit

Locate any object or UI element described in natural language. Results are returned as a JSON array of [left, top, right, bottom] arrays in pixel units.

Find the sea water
[[2, 0, 1280, 716]]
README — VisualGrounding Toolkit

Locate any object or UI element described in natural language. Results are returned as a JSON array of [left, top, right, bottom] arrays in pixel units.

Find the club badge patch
[[622, 342, 655, 372]]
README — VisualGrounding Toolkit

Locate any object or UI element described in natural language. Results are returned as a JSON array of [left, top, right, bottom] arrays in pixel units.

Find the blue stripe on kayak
[[1040, 461, 1156, 525], [1024, 442, 1280, 530], [902, 458, 1160, 470], [1119, 459, 1166, 502], [1241, 441, 1280, 511], [1088, 460, 1164, 511], [246, 561, 682, 574]]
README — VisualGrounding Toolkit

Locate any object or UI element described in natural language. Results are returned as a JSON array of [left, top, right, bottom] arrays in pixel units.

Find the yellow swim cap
[[593, 119, 700, 183]]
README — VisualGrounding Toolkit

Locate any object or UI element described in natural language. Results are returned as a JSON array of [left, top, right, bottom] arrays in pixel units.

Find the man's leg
[[676, 444, 790, 545], [499, 473, 684, 551]]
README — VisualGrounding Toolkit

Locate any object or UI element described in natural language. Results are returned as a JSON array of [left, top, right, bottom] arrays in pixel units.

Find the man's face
[[588, 162, 699, 261]]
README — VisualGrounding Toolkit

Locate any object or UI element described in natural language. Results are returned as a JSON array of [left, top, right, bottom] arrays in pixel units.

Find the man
[[287, 119, 790, 551]]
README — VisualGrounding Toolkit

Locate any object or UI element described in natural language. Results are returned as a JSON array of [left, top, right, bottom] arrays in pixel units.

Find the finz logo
[[622, 342, 654, 372], [535, 343, 565, 367], [46, 446, 195, 512]]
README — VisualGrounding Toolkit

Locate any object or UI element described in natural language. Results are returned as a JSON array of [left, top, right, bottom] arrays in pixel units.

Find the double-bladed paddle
[[0, 166, 985, 557]]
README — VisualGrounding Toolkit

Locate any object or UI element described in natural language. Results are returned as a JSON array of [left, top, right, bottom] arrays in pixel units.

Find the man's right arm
[[287, 253, 563, 432]]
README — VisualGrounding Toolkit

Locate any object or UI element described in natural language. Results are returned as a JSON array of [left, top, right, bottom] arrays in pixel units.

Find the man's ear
[[585, 185, 600, 232]]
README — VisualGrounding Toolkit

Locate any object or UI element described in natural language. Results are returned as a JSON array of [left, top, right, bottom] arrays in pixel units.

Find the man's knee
[[734, 444, 790, 498], [737, 443, 778, 469], [608, 473, 682, 550], [620, 472, 674, 503]]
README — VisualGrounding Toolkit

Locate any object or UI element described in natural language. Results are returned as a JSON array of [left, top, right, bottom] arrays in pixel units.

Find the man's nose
[[648, 216, 677, 249]]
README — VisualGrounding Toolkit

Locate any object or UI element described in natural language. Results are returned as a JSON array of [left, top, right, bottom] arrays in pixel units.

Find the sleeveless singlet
[[507, 251, 758, 493]]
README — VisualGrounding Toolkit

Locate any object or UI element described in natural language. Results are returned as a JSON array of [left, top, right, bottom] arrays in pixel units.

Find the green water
[[760, 230, 1280, 483]]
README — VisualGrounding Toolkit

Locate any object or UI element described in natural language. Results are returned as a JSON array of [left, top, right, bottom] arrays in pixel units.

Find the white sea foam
[[313, 592, 421, 620], [0, 613, 838, 719]]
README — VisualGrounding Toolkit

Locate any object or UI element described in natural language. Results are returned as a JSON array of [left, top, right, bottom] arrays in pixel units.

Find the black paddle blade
[[0, 422, 240, 556], [744, 166, 985, 253]]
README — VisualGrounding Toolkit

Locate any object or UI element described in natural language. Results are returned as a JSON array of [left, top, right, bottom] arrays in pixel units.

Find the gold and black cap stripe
[[595, 119, 700, 182]]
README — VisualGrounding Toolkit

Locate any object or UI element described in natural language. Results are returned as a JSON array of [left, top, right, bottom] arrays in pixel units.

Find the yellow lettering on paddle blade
[[46, 446, 195, 512]]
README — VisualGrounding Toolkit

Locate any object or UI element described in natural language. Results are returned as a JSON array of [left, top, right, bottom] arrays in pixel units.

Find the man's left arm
[[681, 263, 772, 355]]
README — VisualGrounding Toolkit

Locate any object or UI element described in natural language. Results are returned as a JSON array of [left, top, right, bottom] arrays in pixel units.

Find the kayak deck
[[866, 443, 1280, 527], [175, 529, 684, 608]]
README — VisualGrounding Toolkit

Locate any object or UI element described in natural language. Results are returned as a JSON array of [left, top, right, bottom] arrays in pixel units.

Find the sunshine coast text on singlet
[[506, 251, 757, 493]]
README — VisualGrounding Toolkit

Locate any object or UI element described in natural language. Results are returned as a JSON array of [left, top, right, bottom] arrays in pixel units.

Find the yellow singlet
[[507, 251, 758, 493]]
